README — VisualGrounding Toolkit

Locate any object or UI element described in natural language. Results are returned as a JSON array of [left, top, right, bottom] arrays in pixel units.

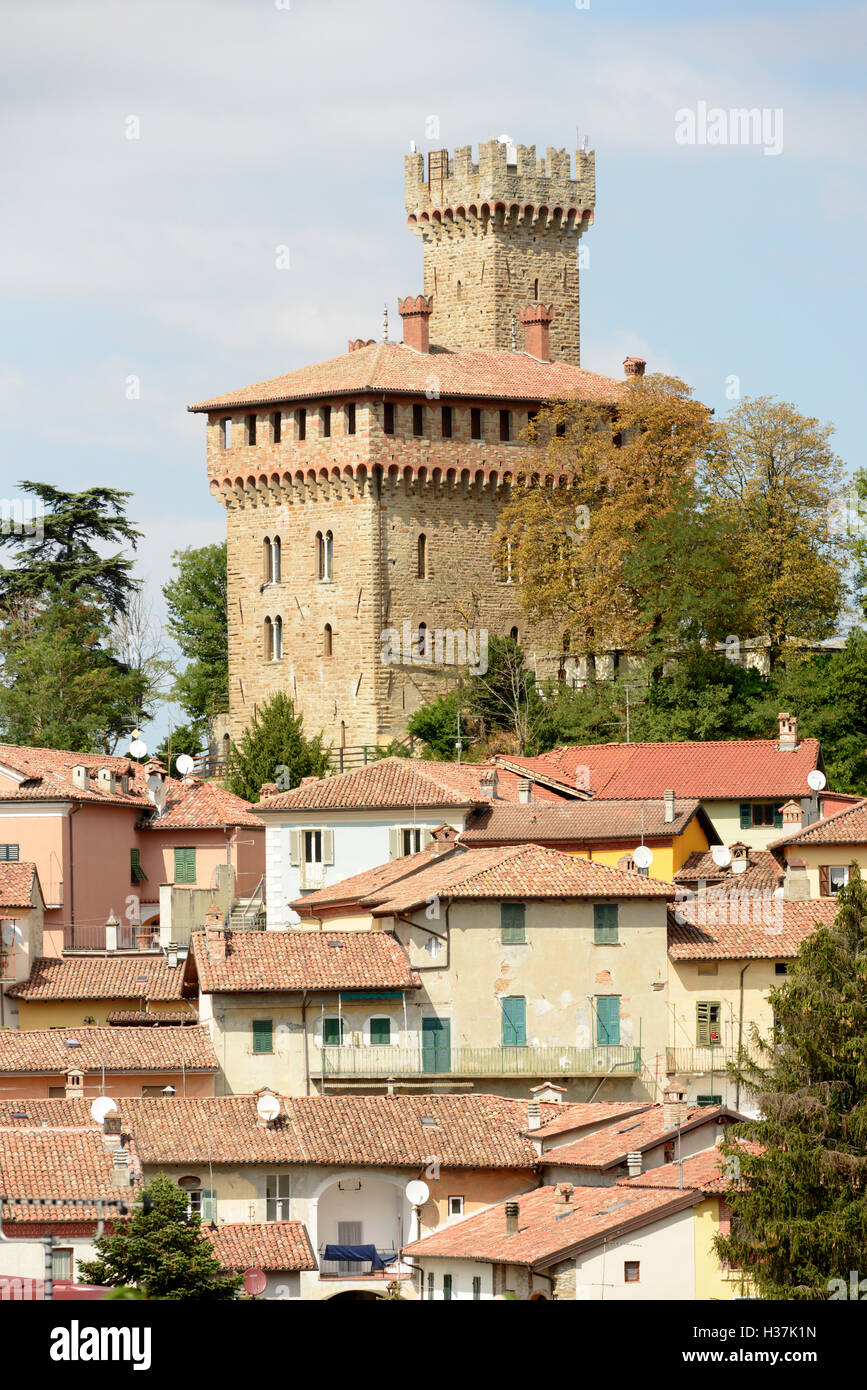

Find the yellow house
[[769, 798, 867, 898], [5, 952, 192, 1028]]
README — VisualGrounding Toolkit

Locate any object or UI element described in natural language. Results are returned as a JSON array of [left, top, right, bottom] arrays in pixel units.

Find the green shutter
[[370, 1017, 390, 1046], [773, 804, 783, 828], [472, 1276, 481, 1300], [252, 1020, 273, 1054], [323, 1017, 343, 1046], [739, 803, 751, 830], [174, 847, 196, 884], [443, 1274, 452, 1301], [200, 1189, 217, 1222], [696, 1001, 721, 1047], [596, 996, 620, 1046], [593, 903, 619, 943], [500, 903, 526, 943], [502, 997, 527, 1046], [130, 848, 147, 884]]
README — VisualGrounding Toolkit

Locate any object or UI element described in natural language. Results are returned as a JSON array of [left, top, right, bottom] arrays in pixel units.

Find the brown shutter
[[818, 865, 830, 896]]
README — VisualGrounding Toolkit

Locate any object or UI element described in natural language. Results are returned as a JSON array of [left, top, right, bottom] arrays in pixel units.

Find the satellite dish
[[633, 845, 653, 870], [807, 769, 826, 792], [711, 845, 732, 868], [256, 1094, 281, 1123], [176, 753, 195, 777], [129, 738, 147, 759], [731, 858, 748, 875], [90, 1097, 118, 1124], [405, 1179, 430, 1207], [243, 1268, 267, 1296]]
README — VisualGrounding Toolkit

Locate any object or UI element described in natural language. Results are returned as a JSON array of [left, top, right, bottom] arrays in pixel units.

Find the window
[[413, 403, 424, 437], [501, 996, 527, 1046], [272, 536, 281, 583], [499, 539, 514, 584], [624, 1261, 640, 1284], [470, 407, 482, 440], [253, 1019, 273, 1054], [174, 847, 196, 885], [304, 830, 322, 865], [321, 405, 331, 438], [322, 1016, 344, 1046], [555, 420, 566, 438], [0, 845, 19, 862], [296, 407, 306, 441], [509, 626, 519, 643], [500, 903, 526, 944], [596, 996, 621, 1046], [220, 418, 232, 449], [369, 1017, 391, 1046], [740, 802, 782, 828], [383, 401, 395, 435], [533, 277, 539, 300], [696, 1001, 722, 1047], [266, 1174, 291, 1221], [427, 1271, 434, 1300], [441, 405, 453, 438], [263, 536, 273, 582], [472, 1276, 481, 1300], [271, 410, 282, 443], [316, 531, 334, 580], [443, 1274, 453, 1301], [593, 903, 619, 944], [53, 1249, 73, 1280], [141, 1084, 173, 1097], [273, 615, 283, 660], [416, 622, 428, 659], [417, 533, 427, 579], [775, 962, 788, 976], [246, 413, 257, 446], [346, 402, 356, 435], [827, 866, 849, 894], [48, 1086, 65, 1099], [180, 1177, 215, 1222], [402, 827, 422, 855], [130, 848, 147, 885], [697, 1094, 722, 1107], [448, 1196, 464, 1217], [323, 623, 333, 657], [499, 409, 511, 442], [263, 615, 273, 660]]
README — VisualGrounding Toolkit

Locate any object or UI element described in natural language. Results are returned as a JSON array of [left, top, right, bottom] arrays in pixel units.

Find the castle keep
[[191, 140, 634, 753]]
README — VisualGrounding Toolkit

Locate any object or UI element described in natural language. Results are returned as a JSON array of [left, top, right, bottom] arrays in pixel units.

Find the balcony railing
[[318, 1249, 408, 1279], [665, 1046, 738, 1075], [62, 925, 147, 952], [316, 1044, 641, 1079]]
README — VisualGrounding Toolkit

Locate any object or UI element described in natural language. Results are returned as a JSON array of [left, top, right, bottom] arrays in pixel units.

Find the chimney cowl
[[504, 1200, 520, 1236], [527, 1100, 542, 1131], [623, 356, 646, 377], [777, 711, 799, 750], [517, 778, 532, 805], [626, 1150, 643, 1177], [519, 303, 555, 362], [479, 768, 499, 800], [663, 788, 675, 823], [398, 294, 434, 353], [553, 1182, 574, 1206]]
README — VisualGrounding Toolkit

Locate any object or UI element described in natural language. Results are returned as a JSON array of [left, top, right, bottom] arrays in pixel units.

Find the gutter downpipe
[[736, 962, 752, 1112], [302, 991, 311, 1096], [67, 802, 81, 937]]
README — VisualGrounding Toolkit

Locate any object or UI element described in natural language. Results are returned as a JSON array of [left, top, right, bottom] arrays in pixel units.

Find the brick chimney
[[519, 304, 555, 362], [517, 778, 532, 805], [64, 1068, 84, 1100], [777, 711, 799, 750], [780, 800, 801, 829], [479, 768, 499, 800], [553, 1182, 574, 1209], [505, 1200, 520, 1236], [259, 782, 279, 799], [204, 907, 227, 963], [784, 857, 810, 901], [623, 357, 646, 378], [398, 294, 433, 353], [663, 1078, 688, 1131], [102, 1114, 123, 1149]]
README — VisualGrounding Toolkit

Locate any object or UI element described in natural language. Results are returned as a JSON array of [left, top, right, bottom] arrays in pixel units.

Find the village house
[[768, 797, 867, 897], [5, 952, 194, 1029], [0, 1025, 218, 1101], [0, 742, 265, 952], [0, 861, 45, 1029]]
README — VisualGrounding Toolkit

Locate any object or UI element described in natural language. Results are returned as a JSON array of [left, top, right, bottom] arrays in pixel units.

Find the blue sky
[[1, 0, 865, 747]]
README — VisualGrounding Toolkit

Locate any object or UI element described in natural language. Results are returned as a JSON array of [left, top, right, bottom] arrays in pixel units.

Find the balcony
[[315, 1044, 642, 1080], [62, 925, 149, 952], [665, 1046, 738, 1075]]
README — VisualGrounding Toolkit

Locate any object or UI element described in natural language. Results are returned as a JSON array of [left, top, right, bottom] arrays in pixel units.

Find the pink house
[[0, 744, 264, 956]]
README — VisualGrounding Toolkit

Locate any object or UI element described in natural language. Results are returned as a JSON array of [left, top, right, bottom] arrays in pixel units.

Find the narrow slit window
[[271, 411, 282, 443], [499, 409, 511, 442], [221, 418, 232, 449], [246, 414, 257, 446], [273, 615, 283, 660], [441, 405, 452, 439], [323, 623, 333, 657], [383, 401, 395, 435], [413, 404, 424, 437], [417, 533, 427, 579], [321, 405, 331, 438], [471, 408, 482, 440], [347, 402, 356, 435], [297, 407, 306, 441]]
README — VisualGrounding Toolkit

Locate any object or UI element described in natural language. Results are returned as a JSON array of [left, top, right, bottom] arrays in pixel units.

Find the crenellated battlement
[[405, 141, 596, 219]]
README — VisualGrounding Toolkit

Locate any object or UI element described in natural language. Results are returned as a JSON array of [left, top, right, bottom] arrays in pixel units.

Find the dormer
[[96, 767, 116, 795], [71, 764, 90, 791]]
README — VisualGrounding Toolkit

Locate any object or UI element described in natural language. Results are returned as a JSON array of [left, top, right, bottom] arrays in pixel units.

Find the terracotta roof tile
[[402, 1182, 699, 1267], [0, 862, 38, 909], [541, 1104, 734, 1169], [292, 841, 462, 916], [257, 758, 535, 813], [106, 1010, 198, 1025], [6, 955, 188, 1002], [531, 1101, 653, 1141], [769, 797, 867, 848], [205, 1221, 316, 1272], [667, 897, 839, 959], [189, 928, 419, 993], [0, 1122, 140, 1223], [673, 849, 784, 892], [460, 799, 709, 844], [139, 779, 264, 831], [498, 737, 823, 800], [616, 1142, 762, 1194], [0, 1026, 217, 1075], [189, 342, 621, 412]]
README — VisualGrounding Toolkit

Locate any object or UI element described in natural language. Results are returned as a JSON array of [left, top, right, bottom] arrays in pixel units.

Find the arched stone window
[[263, 616, 272, 660], [323, 623, 333, 657], [417, 533, 427, 579], [273, 615, 283, 660]]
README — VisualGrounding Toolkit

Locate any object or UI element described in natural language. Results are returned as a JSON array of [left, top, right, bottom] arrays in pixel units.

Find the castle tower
[[405, 140, 596, 363]]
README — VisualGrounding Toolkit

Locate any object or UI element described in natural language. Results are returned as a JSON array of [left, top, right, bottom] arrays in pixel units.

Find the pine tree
[[716, 871, 867, 1297], [77, 1175, 243, 1300], [225, 691, 330, 801]]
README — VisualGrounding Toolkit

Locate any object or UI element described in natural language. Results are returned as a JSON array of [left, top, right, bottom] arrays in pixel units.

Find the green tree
[[0, 482, 141, 613], [716, 872, 867, 1298], [155, 722, 205, 775], [407, 690, 464, 760], [77, 1174, 243, 1301], [162, 542, 228, 736], [225, 691, 329, 802]]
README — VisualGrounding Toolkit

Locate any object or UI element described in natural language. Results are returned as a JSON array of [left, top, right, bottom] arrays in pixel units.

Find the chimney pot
[[398, 294, 434, 353], [71, 764, 90, 791], [553, 1182, 574, 1207], [517, 778, 532, 805], [505, 1201, 520, 1236], [623, 357, 646, 378], [663, 788, 675, 824], [519, 304, 555, 362], [527, 1100, 541, 1131], [777, 711, 799, 750], [663, 1078, 688, 1131], [626, 1150, 643, 1177]]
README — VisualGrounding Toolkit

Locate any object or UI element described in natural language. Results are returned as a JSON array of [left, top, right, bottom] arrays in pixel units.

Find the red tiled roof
[[460, 799, 710, 844], [616, 1142, 762, 1194], [355, 843, 673, 916], [673, 849, 784, 892], [402, 1182, 699, 1267], [0, 1026, 217, 1075], [206, 1221, 316, 1272], [497, 737, 823, 801], [541, 1105, 733, 1169], [6, 955, 188, 1002], [0, 862, 39, 909], [0, 1122, 140, 1223], [667, 897, 839, 959], [530, 1101, 654, 1141], [140, 779, 264, 831], [257, 758, 539, 813], [106, 1010, 199, 1025], [189, 341, 621, 412], [769, 798, 867, 848], [189, 928, 419, 993], [292, 841, 462, 916]]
